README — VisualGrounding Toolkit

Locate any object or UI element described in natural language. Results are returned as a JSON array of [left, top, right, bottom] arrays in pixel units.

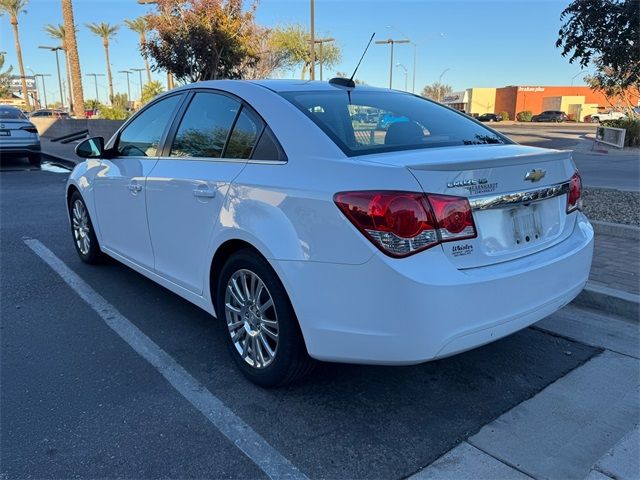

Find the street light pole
[[34, 74, 51, 109], [131, 68, 145, 101], [375, 39, 410, 89], [86, 73, 105, 103], [39, 46, 66, 109], [437, 68, 451, 102], [309, 0, 315, 80], [119, 70, 133, 103]]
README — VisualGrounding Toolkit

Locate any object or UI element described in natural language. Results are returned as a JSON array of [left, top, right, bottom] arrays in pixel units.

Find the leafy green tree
[[557, 0, 639, 115], [124, 17, 152, 83], [111, 92, 129, 110], [270, 25, 341, 79], [141, 80, 164, 104], [0, 53, 14, 98], [0, 0, 30, 110], [143, 0, 259, 83], [86, 22, 119, 103]]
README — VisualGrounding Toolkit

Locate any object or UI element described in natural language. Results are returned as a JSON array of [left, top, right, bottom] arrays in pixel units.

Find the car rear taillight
[[567, 172, 582, 213], [334, 191, 477, 258], [20, 124, 38, 133]]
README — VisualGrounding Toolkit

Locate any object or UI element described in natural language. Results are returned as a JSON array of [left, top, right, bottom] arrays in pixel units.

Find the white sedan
[[67, 79, 593, 386]]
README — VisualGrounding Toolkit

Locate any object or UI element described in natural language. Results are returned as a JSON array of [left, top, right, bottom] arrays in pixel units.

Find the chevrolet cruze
[[67, 80, 593, 386]]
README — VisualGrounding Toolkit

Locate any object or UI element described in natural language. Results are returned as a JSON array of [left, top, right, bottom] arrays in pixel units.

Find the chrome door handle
[[193, 188, 216, 198], [128, 183, 143, 193]]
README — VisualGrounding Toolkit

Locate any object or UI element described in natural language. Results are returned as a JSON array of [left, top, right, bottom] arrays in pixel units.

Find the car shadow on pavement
[[73, 253, 600, 480]]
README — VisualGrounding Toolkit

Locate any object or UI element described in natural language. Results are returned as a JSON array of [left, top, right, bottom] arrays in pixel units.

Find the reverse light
[[334, 191, 477, 258], [566, 172, 582, 213]]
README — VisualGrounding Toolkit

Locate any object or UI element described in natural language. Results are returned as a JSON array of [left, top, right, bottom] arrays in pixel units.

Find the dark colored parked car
[[531, 111, 568, 123], [477, 113, 502, 122]]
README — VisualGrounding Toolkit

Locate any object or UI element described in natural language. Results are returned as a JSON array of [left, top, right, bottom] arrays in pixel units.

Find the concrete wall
[[31, 118, 125, 141]]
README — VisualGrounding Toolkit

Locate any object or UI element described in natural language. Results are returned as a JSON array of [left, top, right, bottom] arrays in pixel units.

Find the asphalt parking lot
[[0, 157, 631, 479]]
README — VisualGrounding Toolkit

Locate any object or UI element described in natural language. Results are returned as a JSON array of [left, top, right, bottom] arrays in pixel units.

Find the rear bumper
[[274, 213, 594, 364], [0, 142, 41, 154]]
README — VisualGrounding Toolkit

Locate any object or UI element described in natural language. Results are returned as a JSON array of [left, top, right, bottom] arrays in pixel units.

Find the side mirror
[[75, 136, 105, 158]]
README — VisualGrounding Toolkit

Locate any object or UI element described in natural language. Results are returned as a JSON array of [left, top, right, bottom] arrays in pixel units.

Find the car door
[[93, 93, 184, 270], [145, 90, 264, 295]]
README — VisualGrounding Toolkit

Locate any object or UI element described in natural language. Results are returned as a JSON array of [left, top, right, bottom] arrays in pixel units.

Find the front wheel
[[69, 191, 103, 264], [217, 249, 315, 387]]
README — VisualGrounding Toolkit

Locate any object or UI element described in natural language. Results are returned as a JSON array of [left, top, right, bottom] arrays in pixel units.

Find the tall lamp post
[[38, 46, 66, 109], [131, 68, 145, 101], [309, 0, 315, 80], [34, 73, 51, 109], [86, 73, 105, 103], [119, 70, 133, 104], [375, 38, 410, 89]]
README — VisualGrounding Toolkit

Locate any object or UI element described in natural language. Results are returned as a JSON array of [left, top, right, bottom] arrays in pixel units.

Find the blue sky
[[0, 0, 590, 104]]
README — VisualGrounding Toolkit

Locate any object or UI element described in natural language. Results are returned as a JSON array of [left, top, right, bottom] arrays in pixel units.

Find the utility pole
[[34, 74, 51, 109], [39, 46, 66, 109], [309, 38, 334, 81], [119, 70, 133, 104], [86, 73, 105, 103], [375, 39, 410, 89], [309, 0, 315, 80], [131, 68, 145, 101]]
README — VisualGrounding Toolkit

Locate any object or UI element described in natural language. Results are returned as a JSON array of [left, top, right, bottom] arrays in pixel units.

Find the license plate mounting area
[[510, 205, 542, 246]]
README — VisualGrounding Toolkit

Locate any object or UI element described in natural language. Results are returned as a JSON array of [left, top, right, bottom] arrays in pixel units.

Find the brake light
[[20, 124, 38, 134], [334, 191, 477, 257], [567, 172, 582, 213]]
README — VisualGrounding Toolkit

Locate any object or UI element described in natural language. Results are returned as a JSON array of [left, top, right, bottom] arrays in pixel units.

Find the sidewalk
[[590, 230, 639, 296]]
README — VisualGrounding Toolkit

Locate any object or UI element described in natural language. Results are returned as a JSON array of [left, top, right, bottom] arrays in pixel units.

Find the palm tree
[[124, 17, 151, 84], [61, 0, 85, 118], [0, 0, 31, 110], [86, 22, 119, 103], [44, 24, 74, 111]]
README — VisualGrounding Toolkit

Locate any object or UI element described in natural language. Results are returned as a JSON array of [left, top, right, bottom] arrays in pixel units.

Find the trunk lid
[[362, 144, 577, 268]]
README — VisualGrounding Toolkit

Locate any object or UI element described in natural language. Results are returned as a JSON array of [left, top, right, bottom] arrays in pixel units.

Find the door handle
[[128, 183, 143, 193], [193, 187, 216, 199]]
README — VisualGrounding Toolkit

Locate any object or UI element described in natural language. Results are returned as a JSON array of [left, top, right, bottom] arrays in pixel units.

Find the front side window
[[170, 92, 240, 158], [117, 94, 182, 157], [280, 90, 508, 156]]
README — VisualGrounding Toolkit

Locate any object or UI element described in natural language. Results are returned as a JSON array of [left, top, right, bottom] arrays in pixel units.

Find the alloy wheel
[[224, 269, 279, 369], [72, 199, 91, 255]]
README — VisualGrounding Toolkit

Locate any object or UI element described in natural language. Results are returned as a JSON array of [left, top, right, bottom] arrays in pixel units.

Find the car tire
[[593, 117, 600, 123], [216, 249, 315, 387], [69, 191, 103, 264], [28, 153, 41, 167]]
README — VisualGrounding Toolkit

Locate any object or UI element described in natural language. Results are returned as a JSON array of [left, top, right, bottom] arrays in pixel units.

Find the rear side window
[[170, 92, 240, 158], [118, 95, 182, 157], [251, 127, 286, 161], [280, 90, 507, 156], [224, 107, 263, 159]]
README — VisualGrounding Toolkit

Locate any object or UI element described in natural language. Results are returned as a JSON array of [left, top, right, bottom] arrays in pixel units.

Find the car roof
[[175, 79, 390, 94]]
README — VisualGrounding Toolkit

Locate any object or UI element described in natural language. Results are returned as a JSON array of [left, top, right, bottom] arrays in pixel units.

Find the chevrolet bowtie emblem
[[525, 169, 546, 182]]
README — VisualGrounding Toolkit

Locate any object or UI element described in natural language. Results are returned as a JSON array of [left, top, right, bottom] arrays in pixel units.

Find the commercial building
[[443, 85, 638, 121]]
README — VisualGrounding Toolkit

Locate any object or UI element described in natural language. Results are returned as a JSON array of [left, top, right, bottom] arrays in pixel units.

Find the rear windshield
[[0, 107, 27, 120], [279, 90, 508, 156]]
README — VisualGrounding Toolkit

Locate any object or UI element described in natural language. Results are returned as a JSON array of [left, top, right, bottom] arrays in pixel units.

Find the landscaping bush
[[498, 111, 510, 121], [97, 106, 131, 120], [516, 111, 533, 122], [601, 118, 640, 147]]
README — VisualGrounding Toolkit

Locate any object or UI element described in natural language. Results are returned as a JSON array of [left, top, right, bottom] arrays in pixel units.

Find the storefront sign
[[518, 86, 545, 92], [9, 75, 37, 92]]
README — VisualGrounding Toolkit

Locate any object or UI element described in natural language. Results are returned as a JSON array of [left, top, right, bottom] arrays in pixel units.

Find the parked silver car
[[0, 106, 41, 166]]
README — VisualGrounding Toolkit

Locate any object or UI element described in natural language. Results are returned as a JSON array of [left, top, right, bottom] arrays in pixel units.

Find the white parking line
[[24, 238, 308, 480]]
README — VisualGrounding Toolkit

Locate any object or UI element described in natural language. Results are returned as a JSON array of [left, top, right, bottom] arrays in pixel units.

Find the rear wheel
[[28, 153, 41, 167], [216, 249, 315, 387], [69, 191, 103, 264]]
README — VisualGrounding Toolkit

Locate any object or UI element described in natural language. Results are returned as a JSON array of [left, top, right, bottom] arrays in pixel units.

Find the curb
[[573, 282, 639, 322], [591, 221, 640, 240]]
